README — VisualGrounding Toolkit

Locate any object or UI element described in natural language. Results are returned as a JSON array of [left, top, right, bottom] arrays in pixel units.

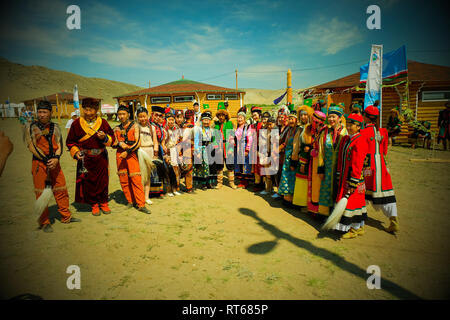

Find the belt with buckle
[[82, 148, 104, 156]]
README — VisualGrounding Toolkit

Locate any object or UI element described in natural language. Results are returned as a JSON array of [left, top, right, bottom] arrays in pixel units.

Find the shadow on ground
[[239, 207, 421, 299]]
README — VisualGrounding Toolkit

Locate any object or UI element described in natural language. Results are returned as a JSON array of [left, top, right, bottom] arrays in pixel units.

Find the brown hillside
[[0, 57, 143, 104]]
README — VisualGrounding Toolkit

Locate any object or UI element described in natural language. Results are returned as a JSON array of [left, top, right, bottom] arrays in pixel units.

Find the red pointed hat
[[365, 105, 379, 116], [251, 106, 262, 113], [347, 113, 364, 125]]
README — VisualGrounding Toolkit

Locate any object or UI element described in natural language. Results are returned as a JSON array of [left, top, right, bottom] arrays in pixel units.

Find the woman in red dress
[[333, 114, 368, 239], [361, 105, 399, 233]]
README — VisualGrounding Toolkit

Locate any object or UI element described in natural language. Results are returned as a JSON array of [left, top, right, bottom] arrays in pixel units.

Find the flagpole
[[380, 45, 383, 128]]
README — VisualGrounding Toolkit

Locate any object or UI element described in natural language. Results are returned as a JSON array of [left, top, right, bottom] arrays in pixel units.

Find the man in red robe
[[361, 105, 399, 233], [66, 98, 115, 216]]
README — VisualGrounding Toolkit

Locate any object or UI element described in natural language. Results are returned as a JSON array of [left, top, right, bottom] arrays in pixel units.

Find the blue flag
[[273, 91, 287, 105], [73, 84, 79, 109], [360, 45, 407, 84]]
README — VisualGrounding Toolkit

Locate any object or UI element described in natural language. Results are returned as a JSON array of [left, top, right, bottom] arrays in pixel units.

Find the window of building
[[151, 96, 171, 103], [422, 90, 450, 102], [224, 94, 239, 100], [174, 95, 194, 103], [207, 94, 222, 100]]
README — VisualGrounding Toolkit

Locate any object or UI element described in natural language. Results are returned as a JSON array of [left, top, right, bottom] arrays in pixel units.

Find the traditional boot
[[342, 228, 358, 239], [228, 171, 237, 189], [92, 203, 100, 216], [355, 226, 365, 236], [100, 202, 111, 215], [386, 216, 399, 233], [217, 171, 224, 189]]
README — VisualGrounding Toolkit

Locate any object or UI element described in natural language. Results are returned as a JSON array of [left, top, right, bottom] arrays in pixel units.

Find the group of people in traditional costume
[[24, 97, 399, 239], [270, 102, 399, 239]]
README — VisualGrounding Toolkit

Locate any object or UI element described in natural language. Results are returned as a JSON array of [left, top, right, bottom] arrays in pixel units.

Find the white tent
[[0, 103, 26, 117]]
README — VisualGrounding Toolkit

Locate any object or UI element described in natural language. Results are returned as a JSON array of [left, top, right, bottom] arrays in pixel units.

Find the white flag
[[364, 44, 383, 111]]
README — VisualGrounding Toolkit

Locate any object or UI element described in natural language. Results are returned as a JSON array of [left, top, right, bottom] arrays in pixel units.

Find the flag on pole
[[273, 91, 287, 105], [360, 45, 407, 84], [364, 44, 383, 110], [73, 84, 79, 109]]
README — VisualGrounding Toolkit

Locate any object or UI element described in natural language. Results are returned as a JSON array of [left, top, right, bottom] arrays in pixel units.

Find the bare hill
[[0, 57, 305, 106], [0, 57, 143, 104]]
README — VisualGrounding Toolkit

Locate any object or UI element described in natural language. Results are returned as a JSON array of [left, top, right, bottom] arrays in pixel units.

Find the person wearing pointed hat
[[193, 111, 218, 190], [361, 105, 399, 233], [214, 101, 236, 189], [25, 100, 80, 232], [331, 113, 368, 239], [66, 98, 115, 216], [112, 104, 150, 214], [291, 105, 314, 207], [278, 110, 301, 205], [316, 105, 348, 217], [234, 106, 254, 189], [307, 110, 327, 215]]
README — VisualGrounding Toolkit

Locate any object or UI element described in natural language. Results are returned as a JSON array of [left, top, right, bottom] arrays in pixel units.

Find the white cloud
[[294, 17, 364, 55]]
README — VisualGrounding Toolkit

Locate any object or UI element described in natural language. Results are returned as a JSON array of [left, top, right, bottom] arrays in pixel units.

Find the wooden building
[[114, 78, 245, 121], [302, 60, 450, 142], [23, 92, 101, 119]]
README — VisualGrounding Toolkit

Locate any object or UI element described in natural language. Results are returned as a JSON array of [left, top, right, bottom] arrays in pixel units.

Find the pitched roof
[[114, 78, 245, 99], [309, 60, 450, 90], [23, 92, 100, 104]]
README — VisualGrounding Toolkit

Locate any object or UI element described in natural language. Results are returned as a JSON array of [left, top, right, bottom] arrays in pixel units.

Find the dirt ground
[[0, 118, 449, 300]]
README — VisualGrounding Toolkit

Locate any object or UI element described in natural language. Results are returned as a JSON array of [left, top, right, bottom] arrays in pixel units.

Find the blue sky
[[0, 0, 448, 90]]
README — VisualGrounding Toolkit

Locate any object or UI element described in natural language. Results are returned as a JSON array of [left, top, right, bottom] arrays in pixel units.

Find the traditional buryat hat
[[262, 111, 271, 118], [347, 114, 364, 125], [151, 105, 165, 114], [175, 109, 184, 117], [118, 104, 130, 113], [82, 98, 100, 109], [184, 109, 194, 118], [328, 106, 344, 117], [216, 102, 229, 118], [277, 104, 289, 115], [312, 110, 326, 122], [136, 106, 148, 115], [288, 110, 298, 118], [237, 106, 247, 117], [165, 111, 175, 119], [297, 105, 314, 117], [200, 111, 212, 120], [364, 105, 379, 117], [37, 100, 52, 111], [251, 106, 262, 114]]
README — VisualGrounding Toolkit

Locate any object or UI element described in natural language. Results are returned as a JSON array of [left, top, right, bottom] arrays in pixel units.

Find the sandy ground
[[0, 118, 449, 300]]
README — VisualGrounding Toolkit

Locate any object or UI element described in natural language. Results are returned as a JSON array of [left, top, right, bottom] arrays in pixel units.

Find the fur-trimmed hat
[[118, 104, 130, 113], [237, 106, 247, 117], [37, 100, 52, 111], [216, 102, 229, 120], [151, 105, 165, 114]]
